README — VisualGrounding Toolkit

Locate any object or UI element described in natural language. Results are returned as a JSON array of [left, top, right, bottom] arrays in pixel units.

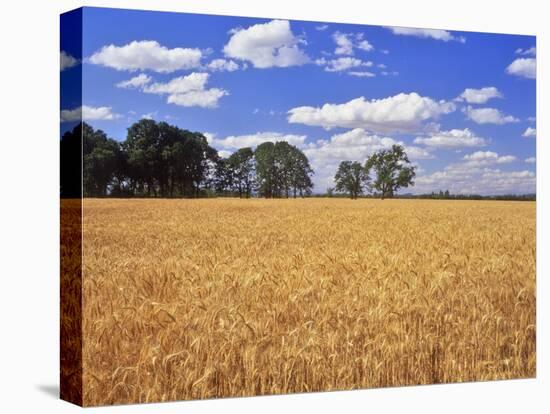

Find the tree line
[[60, 121, 314, 198]]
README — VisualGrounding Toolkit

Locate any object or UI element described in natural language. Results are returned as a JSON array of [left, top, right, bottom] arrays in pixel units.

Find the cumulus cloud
[[506, 58, 536, 79], [88, 40, 203, 73], [208, 131, 307, 149], [287, 92, 456, 133], [348, 71, 376, 77], [463, 106, 519, 125], [332, 32, 374, 55], [456, 87, 502, 104], [223, 20, 309, 68], [207, 58, 240, 72], [414, 165, 535, 195], [522, 127, 536, 138], [166, 89, 228, 108], [141, 72, 228, 108], [60, 51, 78, 71], [386, 27, 465, 42], [462, 150, 516, 166], [515, 47, 536, 56], [141, 111, 157, 120], [143, 72, 208, 94], [315, 57, 373, 72], [116, 73, 152, 89], [525, 157, 536, 164], [413, 128, 487, 149], [61, 105, 120, 122]]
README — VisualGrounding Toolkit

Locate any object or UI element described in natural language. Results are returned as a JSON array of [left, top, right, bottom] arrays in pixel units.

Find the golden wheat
[[80, 198, 535, 406]]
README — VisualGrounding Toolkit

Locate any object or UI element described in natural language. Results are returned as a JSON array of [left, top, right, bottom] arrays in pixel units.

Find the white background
[[0, 0, 547, 412]]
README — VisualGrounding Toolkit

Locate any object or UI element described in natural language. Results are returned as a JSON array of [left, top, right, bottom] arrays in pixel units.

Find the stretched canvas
[[60, 6, 536, 407]]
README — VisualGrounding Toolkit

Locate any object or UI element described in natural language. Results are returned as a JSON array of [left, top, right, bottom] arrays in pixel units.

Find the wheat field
[[80, 198, 535, 406]]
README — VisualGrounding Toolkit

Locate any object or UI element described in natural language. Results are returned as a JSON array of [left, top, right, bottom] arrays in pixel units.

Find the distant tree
[[287, 146, 314, 197], [82, 123, 122, 197], [212, 157, 234, 195], [326, 187, 334, 197], [365, 145, 416, 200], [334, 161, 370, 199], [227, 147, 256, 198], [124, 119, 217, 197], [255, 142, 277, 198], [124, 119, 162, 196], [255, 141, 314, 198]]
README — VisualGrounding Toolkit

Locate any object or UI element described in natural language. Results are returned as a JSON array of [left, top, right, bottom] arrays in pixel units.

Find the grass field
[[80, 198, 536, 406]]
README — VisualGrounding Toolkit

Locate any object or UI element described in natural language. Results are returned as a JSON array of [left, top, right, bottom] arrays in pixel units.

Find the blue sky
[[61, 7, 536, 195]]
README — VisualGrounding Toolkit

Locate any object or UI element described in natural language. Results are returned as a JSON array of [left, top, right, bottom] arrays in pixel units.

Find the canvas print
[[60, 7, 536, 407]]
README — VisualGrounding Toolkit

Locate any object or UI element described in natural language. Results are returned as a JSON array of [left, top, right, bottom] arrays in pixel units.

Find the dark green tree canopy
[[83, 123, 122, 197], [254, 141, 313, 198], [65, 121, 315, 199], [364, 144, 416, 199], [334, 161, 370, 199], [226, 147, 256, 198]]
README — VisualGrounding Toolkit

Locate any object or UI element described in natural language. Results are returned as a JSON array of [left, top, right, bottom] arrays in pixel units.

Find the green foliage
[[365, 145, 416, 199], [227, 148, 256, 198], [83, 123, 122, 197], [71, 121, 315, 199], [254, 141, 313, 198], [123, 119, 216, 197], [333, 161, 370, 199]]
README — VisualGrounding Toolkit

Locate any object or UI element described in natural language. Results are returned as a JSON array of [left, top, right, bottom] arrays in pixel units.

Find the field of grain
[[81, 198, 536, 406]]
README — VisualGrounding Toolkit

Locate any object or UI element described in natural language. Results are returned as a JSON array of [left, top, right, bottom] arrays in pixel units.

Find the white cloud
[[167, 89, 228, 108], [116, 73, 152, 89], [60, 105, 120, 122], [386, 26, 465, 43], [60, 51, 78, 71], [332, 32, 374, 55], [288, 92, 456, 133], [463, 106, 519, 125], [207, 58, 240, 72], [144, 72, 208, 94], [316, 24, 329, 31], [515, 47, 536, 56], [456, 87, 502, 104], [414, 128, 487, 149], [357, 39, 374, 52], [223, 20, 309, 68], [316, 57, 373, 72], [525, 157, 536, 164], [414, 165, 535, 195], [141, 111, 157, 120], [506, 58, 536, 79], [333, 32, 354, 55], [143, 72, 228, 108], [462, 150, 516, 166], [88, 40, 202, 73], [348, 71, 376, 77], [209, 132, 307, 149], [522, 127, 536, 138]]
